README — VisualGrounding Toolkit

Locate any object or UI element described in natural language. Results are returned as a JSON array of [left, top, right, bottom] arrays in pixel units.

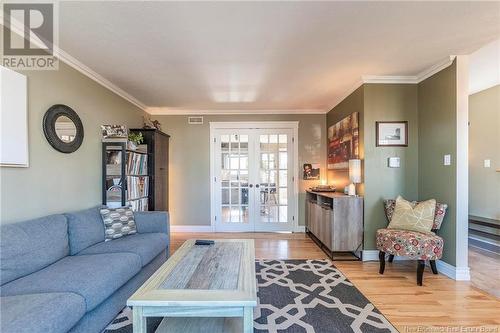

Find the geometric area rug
[[104, 259, 397, 333]]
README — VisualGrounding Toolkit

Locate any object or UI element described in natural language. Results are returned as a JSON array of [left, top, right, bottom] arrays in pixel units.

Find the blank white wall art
[[0, 66, 29, 167]]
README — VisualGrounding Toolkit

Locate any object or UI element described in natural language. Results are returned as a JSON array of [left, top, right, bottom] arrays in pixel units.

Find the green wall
[[469, 85, 500, 220], [152, 114, 327, 227], [326, 84, 419, 250], [0, 61, 144, 223], [363, 84, 419, 250], [326, 86, 365, 191], [418, 62, 457, 266]]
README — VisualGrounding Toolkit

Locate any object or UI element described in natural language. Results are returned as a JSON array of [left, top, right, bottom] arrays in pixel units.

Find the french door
[[211, 123, 297, 232]]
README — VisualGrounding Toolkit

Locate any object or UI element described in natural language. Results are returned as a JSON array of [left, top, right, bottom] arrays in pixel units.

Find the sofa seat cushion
[[1, 292, 86, 333], [376, 228, 444, 260], [0, 253, 141, 311], [77, 233, 168, 266]]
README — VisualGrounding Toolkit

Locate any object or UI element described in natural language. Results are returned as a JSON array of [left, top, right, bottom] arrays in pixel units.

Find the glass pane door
[[213, 127, 294, 232], [254, 129, 293, 231], [214, 129, 255, 231]]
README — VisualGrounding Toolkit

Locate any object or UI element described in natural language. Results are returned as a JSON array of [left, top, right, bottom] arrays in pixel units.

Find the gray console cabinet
[[305, 191, 363, 259]]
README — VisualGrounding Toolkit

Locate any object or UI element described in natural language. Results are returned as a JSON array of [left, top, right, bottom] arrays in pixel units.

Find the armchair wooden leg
[[379, 251, 386, 274], [417, 260, 425, 286], [388, 254, 394, 263], [430, 260, 438, 274]]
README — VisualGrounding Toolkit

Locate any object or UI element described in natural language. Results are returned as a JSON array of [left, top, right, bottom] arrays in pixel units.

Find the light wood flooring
[[469, 245, 500, 298], [171, 232, 500, 332]]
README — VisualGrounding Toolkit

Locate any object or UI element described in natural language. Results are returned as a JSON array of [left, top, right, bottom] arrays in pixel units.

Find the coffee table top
[[127, 239, 257, 307]]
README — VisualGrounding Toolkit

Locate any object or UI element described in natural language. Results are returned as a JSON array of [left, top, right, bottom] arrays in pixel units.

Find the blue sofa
[[0, 207, 170, 333]]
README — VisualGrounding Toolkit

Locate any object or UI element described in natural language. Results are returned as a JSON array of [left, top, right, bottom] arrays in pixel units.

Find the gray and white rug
[[104, 259, 397, 333]]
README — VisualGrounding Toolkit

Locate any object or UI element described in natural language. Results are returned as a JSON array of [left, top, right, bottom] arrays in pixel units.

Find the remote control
[[195, 239, 215, 246]]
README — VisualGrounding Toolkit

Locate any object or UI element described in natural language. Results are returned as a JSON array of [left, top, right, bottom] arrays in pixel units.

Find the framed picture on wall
[[376, 121, 408, 147]]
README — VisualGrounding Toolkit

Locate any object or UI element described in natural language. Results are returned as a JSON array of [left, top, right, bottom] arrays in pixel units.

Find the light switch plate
[[444, 154, 451, 166], [484, 159, 491, 168], [388, 157, 401, 168]]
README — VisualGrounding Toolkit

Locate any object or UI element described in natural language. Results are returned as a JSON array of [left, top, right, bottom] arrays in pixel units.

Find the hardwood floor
[[171, 232, 500, 332], [469, 245, 500, 298]]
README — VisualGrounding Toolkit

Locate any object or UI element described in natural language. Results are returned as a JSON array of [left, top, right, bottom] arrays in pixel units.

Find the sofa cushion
[[0, 292, 86, 333], [65, 207, 105, 255], [78, 233, 168, 266], [0, 253, 141, 311], [0, 214, 69, 285]]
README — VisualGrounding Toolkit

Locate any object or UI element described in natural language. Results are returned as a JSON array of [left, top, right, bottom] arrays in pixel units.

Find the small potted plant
[[128, 132, 144, 151]]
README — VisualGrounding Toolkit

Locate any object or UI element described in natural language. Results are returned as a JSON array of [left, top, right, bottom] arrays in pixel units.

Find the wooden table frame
[[127, 239, 257, 333]]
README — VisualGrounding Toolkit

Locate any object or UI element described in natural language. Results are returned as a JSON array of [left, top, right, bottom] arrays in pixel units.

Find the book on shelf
[[128, 198, 148, 211], [126, 152, 148, 175], [127, 176, 149, 200]]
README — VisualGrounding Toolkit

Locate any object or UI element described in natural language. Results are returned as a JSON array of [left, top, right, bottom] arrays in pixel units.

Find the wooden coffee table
[[127, 239, 257, 333]]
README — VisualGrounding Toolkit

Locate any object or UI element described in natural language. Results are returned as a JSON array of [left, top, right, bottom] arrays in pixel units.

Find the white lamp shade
[[349, 159, 362, 183]]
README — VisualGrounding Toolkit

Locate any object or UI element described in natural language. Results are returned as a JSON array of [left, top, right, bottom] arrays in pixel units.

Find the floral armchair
[[376, 199, 448, 286]]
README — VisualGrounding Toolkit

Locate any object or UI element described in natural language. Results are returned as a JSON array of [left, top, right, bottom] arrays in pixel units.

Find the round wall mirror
[[55, 115, 77, 143], [43, 104, 84, 153]]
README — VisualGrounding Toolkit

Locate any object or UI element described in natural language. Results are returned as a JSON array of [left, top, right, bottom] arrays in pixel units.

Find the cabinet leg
[[379, 251, 386, 274]]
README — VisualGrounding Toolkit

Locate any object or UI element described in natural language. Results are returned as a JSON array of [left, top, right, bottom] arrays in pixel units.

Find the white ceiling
[[469, 39, 500, 95], [58, 1, 500, 114]]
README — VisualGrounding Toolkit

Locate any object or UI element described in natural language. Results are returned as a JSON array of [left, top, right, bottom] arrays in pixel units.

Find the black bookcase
[[102, 141, 151, 211], [129, 128, 170, 211]]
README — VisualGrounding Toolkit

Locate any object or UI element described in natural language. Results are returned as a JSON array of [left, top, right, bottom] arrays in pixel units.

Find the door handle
[[255, 184, 260, 188], [249, 184, 254, 188]]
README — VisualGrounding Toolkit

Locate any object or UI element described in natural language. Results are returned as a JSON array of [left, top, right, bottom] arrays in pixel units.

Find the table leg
[[243, 307, 253, 333], [133, 307, 147, 333]]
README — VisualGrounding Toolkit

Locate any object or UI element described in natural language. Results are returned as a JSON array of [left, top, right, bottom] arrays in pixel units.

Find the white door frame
[[209, 121, 299, 232]]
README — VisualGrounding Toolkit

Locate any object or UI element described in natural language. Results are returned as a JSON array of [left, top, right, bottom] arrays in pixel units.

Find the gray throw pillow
[[100, 206, 137, 241]]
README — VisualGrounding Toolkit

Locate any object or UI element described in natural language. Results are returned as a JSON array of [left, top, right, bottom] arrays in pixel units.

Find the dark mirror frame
[[43, 104, 84, 153]]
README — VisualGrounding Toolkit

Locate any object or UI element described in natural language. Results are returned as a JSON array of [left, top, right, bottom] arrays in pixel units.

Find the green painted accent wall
[[0, 61, 144, 224], [418, 62, 457, 266], [469, 85, 500, 220], [152, 114, 327, 227], [363, 84, 419, 250], [326, 84, 419, 250], [326, 86, 365, 191]]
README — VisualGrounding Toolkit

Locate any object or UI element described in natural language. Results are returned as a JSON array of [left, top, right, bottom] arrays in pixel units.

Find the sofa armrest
[[134, 211, 169, 235]]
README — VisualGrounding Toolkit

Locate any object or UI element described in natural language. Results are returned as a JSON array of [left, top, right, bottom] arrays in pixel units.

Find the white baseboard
[[362, 250, 470, 281], [294, 226, 306, 233], [436, 260, 470, 281], [362, 250, 379, 261], [170, 225, 214, 233]]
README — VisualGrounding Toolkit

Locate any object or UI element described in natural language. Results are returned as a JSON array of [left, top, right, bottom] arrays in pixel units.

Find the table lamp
[[348, 159, 361, 196]]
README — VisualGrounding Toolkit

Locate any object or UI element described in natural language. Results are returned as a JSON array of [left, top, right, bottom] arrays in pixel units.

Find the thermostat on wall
[[388, 157, 401, 168]]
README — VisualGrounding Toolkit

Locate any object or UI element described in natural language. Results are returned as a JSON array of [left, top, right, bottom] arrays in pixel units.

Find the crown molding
[[362, 75, 418, 84], [56, 49, 148, 111], [362, 56, 456, 85], [3, 16, 148, 111], [146, 107, 326, 115]]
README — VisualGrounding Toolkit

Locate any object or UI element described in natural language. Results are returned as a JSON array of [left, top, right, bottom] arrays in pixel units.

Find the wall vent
[[188, 116, 203, 125]]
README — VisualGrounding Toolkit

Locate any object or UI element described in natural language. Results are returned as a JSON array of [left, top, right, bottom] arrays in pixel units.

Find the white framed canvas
[[1, 66, 28, 167]]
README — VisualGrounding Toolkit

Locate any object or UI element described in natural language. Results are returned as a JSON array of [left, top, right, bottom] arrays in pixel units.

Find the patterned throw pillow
[[100, 207, 137, 241], [387, 196, 436, 234]]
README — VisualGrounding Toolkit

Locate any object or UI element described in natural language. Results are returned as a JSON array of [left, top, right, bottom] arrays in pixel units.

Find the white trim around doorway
[[209, 121, 300, 233]]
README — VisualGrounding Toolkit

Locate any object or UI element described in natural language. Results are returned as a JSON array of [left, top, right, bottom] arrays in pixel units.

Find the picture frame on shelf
[[376, 121, 408, 147]]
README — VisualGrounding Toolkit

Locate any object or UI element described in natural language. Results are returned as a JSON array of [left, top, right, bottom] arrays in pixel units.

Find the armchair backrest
[[383, 199, 448, 230]]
